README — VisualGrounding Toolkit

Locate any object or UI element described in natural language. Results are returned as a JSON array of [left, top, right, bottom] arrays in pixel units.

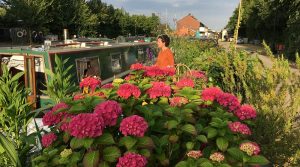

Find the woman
[[155, 34, 174, 67]]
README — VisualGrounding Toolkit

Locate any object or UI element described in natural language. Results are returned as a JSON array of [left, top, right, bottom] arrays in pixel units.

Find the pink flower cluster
[[42, 132, 57, 147], [234, 104, 257, 120], [189, 70, 206, 80], [94, 100, 122, 127], [42, 102, 69, 126], [176, 77, 195, 88], [209, 152, 225, 162], [240, 142, 261, 156], [201, 87, 223, 101], [68, 113, 104, 138], [228, 121, 252, 135], [187, 150, 203, 159], [119, 115, 148, 137], [73, 94, 85, 100], [101, 83, 114, 89], [170, 97, 188, 107], [147, 82, 171, 99], [216, 93, 241, 112], [116, 153, 147, 167], [117, 83, 141, 99], [59, 113, 74, 132], [130, 63, 144, 70], [79, 76, 101, 91], [144, 66, 175, 77]]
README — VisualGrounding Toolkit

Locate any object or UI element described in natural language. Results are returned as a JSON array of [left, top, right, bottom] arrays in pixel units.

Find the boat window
[[75, 57, 101, 82], [35, 57, 46, 95], [111, 53, 122, 73]]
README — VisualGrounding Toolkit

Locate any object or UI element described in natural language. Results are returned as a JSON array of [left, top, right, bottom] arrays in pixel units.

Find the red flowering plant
[[33, 63, 269, 167]]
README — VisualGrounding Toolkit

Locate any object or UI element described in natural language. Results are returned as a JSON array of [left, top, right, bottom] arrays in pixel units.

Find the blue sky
[[101, 0, 240, 31]]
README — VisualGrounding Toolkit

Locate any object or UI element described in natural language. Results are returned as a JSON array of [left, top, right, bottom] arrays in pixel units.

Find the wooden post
[[233, 0, 243, 50]]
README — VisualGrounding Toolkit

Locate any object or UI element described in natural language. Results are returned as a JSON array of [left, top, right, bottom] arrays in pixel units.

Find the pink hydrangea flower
[[73, 94, 85, 100], [42, 102, 69, 126], [59, 114, 74, 132], [101, 83, 114, 89], [187, 150, 203, 159], [68, 113, 105, 138], [170, 97, 188, 107], [116, 153, 147, 167], [94, 100, 122, 127], [79, 76, 101, 91], [189, 70, 207, 80], [201, 87, 223, 101], [216, 92, 241, 112], [234, 104, 257, 120], [228, 121, 252, 135], [209, 152, 225, 162], [240, 142, 261, 156], [119, 115, 148, 137], [144, 66, 175, 77], [117, 83, 141, 99], [130, 63, 144, 70], [42, 132, 57, 147], [147, 82, 171, 99], [176, 77, 195, 88]]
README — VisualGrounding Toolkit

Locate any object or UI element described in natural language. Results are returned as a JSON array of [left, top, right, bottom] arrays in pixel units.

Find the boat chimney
[[63, 29, 68, 43]]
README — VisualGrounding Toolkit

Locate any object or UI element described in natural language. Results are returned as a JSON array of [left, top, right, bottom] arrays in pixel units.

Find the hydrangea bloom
[[209, 152, 225, 162], [73, 93, 85, 100], [116, 153, 147, 167], [124, 75, 133, 81], [101, 83, 114, 89], [144, 66, 175, 77], [147, 82, 171, 99], [60, 114, 74, 132], [170, 97, 188, 107], [189, 70, 206, 80], [176, 77, 195, 88], [187, 150, 203, 159], [130, 63, 144, 70], [94, 100, 122, 127], [234, 104, 257, 120], [201, 87, 223, 101], [240, 142, 261, 156], [42, 132, 57, 147], [216, 92, 240, 112], [119, 115, 148, 137], [42, 102, 69, 126], [117, 83, 141, 99], [79, 76, 101, 91], [228, 121, 252, 135], [68, 113, 104, 138]]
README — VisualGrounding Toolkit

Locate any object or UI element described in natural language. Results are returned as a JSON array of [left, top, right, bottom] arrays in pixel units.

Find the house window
[[111, 53, 122, 73], [76, 57, 101, 82]]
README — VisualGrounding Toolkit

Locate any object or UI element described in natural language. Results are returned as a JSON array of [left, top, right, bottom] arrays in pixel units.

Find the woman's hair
[[158, 34, 170, 47]]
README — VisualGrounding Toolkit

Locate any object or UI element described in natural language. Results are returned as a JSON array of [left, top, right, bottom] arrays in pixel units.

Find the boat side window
[[111, 53, 122, 73], [76, 57, 101, 82], [34, 57, 46, 95]]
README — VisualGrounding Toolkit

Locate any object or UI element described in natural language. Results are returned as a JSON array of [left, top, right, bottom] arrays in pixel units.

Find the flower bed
[[33, 64, 269, 167]]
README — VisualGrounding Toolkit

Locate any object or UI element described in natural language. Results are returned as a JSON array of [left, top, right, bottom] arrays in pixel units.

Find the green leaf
[[136, 136, 155, 149], [166, 120, 179, 130], [207, 127, 217, 138], [247, 155, 269, 165], [70, 138, 84, 149], [0, 133, 21, 166], [119, 136, 137, 150], [139, 149, 151, 158], [70, 152, 81, 164], [196, 135, 208, 143], [98, 161, 110, 167], [199, 161, 213, 167], [219, 164, 232, 167], [103, 146, 121, 162], [175, 161, 188, 167], [68, 105, 88, 114], [83, 151, 99, 167], [95, 133, 115, 145], [181, 124, 197, 135], [227, 147, 244, 161], [216, 137, 229, 151], [83, 138, 94, 149]]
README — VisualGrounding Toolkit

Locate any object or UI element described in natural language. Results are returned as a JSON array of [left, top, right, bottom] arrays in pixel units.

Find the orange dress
[[155, 48, 174, 67]]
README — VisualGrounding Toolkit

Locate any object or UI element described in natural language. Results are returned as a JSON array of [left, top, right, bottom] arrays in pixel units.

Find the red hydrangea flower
[[234, 104, 257, 120], [91, 91, 106, 98], [144, 66, 175, 77], [228, 121, 252, 135], [216, 92, 240, 112], [60, 114, 74, 132], [176, 77, 195, 88], [170, 97, 188, 107], [147, 82, 171, 99], [42, 102, 69, 126], [73, 94, 85, 100], [116, 153, 147, 167], [117, 83, 141, 99], [201, 87, 223, 101], [209, 152, 225, 162], [68, 113, 105, 138], [124, 75, 132, 81], [42, 132, 57, 147], [187, 150, 203, 159], [119, 115, 148, 137], [240, 142, 261, 156], [101, 83, 114, 89], [189, 70, 206, 80], [94, 100, 122, 127], [161, 66, 176, 76], [79, 76, 101, 91], [130, 63, 144, 70]]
